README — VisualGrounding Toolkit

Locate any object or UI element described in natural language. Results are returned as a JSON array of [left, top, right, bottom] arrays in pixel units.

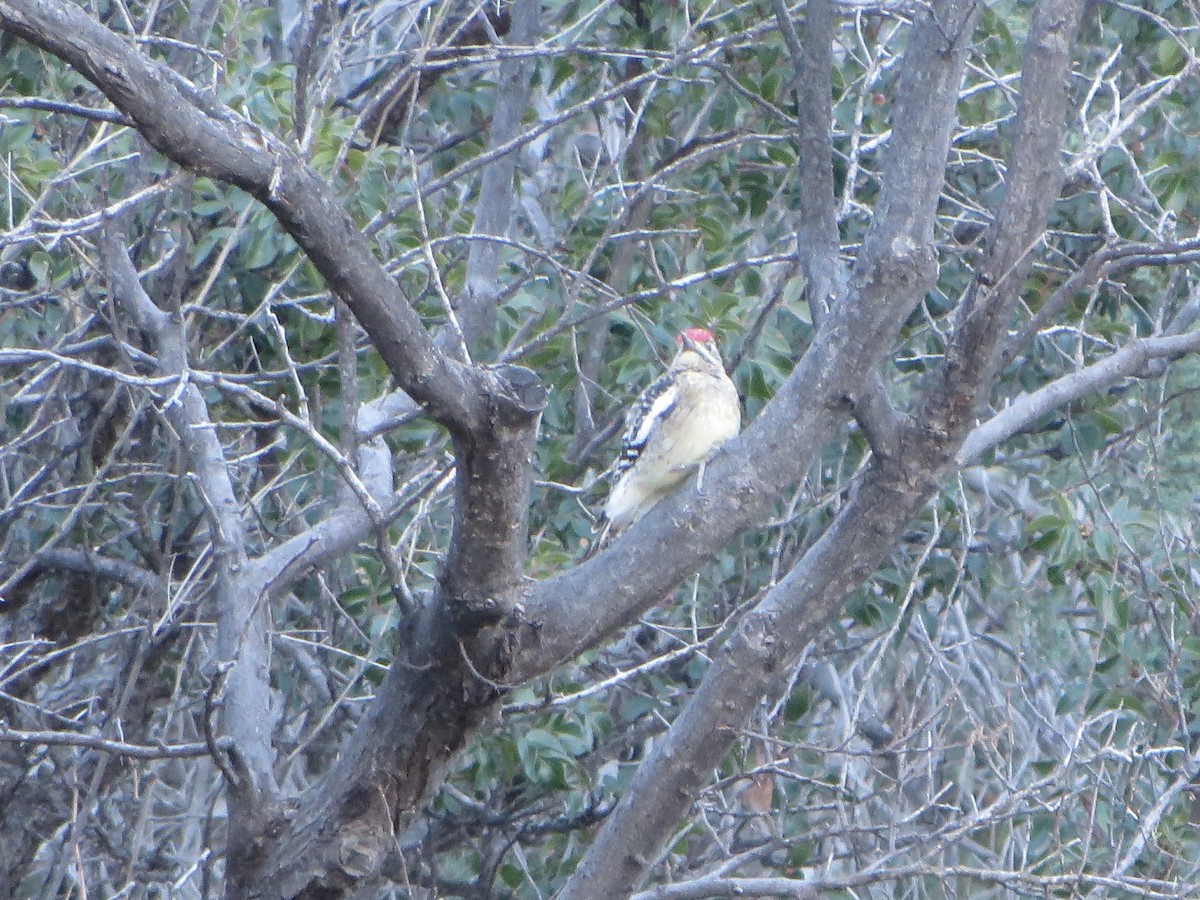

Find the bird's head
[[673, 327, 724, 372]]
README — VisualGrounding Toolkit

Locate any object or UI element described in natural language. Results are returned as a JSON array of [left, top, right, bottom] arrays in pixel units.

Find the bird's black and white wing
[[613, 373, 678, 479]]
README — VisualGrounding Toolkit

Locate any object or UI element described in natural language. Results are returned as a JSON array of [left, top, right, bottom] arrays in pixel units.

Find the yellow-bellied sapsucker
[[597, 327, 741, 540]]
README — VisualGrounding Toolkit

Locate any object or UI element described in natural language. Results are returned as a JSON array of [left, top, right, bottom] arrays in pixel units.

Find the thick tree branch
[[256, 601, 505, 896], [99, 226, 284, 871], [444, 368, 546, 615], [4, 0, 1200, 896], [776, 0, 903, 455], [926, 0, 1085, 436], [249, 0, 981, 882], [250, 362, 542, 894], [554, 2, 983, 895], [0, 0, 487, 439], [522, 0, 981, 684], [556, 434, 950, 899], [554, 4, 1084, 897], [1, 10, 550, 893]]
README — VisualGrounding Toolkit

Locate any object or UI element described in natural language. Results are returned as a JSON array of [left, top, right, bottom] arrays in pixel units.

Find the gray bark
[[100, 227, 284, 874], [0, 0, 1122, 897], [459, 0, 542, 350], [555, 0, 991, 892]]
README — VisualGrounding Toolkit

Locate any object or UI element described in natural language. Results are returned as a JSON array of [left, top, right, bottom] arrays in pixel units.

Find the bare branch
[[29, 548, 160, 593], [99, 226, 283, 840], [628, 866, 1195, 900], [0, 0, 487, 438], [554, 2, 984, 894], [0, 724, 229, 760], [0, 95, 131, 125], [958, 330, 1200, 464], [927, 0, 1086, 431], [776, 0, 845, 325], [459, 0, 541, 349]]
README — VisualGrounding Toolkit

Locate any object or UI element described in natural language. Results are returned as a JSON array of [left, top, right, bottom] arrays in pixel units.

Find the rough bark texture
[[0, 0, 1102, 896], [554, 0, 990, 892], [101, 227, 285, 867], [0, 0, 484, 438], [0, 3, 545, 894], [556, 0, 1086, 895], [258, 602, 502, 898]]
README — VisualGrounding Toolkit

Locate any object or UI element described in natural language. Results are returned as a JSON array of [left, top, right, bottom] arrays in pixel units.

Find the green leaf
[[784, 686, 813, 722]]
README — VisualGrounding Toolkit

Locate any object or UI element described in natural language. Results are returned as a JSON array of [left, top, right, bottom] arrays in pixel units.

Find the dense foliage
[[3, 0, 1200, 896]]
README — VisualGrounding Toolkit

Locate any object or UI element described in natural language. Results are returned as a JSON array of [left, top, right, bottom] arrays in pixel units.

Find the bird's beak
[[680, 333, 700, 353]]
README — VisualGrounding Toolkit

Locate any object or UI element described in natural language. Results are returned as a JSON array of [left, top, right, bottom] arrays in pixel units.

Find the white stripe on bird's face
[[672, 344, 723, 376]]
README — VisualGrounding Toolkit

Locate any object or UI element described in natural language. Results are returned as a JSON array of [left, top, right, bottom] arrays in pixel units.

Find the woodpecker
[[598, 327, 741, 538]]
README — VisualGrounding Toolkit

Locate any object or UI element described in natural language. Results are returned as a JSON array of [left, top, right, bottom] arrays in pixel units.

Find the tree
[[3, 0, 1200, 896]]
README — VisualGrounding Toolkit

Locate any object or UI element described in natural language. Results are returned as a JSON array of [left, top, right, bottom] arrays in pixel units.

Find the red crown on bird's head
[[677, 326, 715, 345]]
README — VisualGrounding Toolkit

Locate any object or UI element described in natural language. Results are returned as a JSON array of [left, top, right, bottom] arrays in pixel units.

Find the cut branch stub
[[444, 365, 546, 623]]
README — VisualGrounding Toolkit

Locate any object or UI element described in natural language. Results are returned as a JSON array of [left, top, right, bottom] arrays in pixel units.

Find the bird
[[594, 326, 741, 545]]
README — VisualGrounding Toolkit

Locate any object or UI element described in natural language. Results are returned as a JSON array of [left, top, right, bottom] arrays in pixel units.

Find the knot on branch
[[485, 364, 546, 427], [453, 594, 507, 630], [885, 235, 938, 290]]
